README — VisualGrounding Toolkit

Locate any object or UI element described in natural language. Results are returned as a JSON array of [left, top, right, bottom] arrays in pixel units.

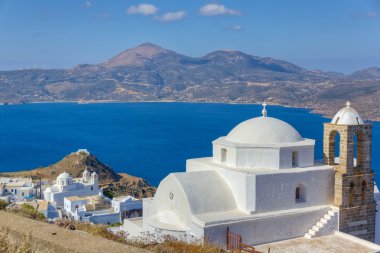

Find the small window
[[221, 148, 227, 162], [295, 187, 300, 200], [295, 184, 306, 203], [91, 186, 93, 191], [22, 192, 25, 196], [292, 151, 298, 167]]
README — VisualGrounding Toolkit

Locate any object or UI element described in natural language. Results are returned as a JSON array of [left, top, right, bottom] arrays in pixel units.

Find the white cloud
[[155, 11, 187, 22], [83, 1, 92, 8], [127, 4, 159, 16], [199, 4, 241, 16]]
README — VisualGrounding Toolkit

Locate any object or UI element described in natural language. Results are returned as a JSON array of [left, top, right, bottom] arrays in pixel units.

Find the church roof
[[225, 116, 303, 145], [57, 172, 72, 180], [331, 101, 364, 125]]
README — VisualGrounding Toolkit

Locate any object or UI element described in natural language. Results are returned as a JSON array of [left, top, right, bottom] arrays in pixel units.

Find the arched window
[[221, 148, 227, 162], [353, 133, 358, 167], [295, 184, 306, 203], [334, 132, 340, 165], [292, 151, 298, 167]]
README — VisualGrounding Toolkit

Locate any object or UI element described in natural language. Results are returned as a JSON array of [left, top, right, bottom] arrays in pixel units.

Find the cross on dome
[[346, 101, 351, 108], [262, 102, 267, 117]]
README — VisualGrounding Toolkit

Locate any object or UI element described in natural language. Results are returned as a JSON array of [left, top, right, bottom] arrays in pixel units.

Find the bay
[[0, 102, 378, 186]]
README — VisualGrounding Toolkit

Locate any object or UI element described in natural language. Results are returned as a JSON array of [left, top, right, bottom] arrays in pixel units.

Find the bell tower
[[323, 101, 376, 242]]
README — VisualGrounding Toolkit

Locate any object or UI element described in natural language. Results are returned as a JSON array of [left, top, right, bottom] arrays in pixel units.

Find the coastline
[[5, 99, 379, 122], [11, 99, 339, 121]]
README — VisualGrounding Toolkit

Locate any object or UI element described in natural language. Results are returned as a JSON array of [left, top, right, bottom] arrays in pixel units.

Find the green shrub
[[10, 203, 46, 221], [0, 200, 8, 210]]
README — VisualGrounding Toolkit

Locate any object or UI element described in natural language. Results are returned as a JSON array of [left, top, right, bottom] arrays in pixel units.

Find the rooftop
[[255, 232, 380, 253]]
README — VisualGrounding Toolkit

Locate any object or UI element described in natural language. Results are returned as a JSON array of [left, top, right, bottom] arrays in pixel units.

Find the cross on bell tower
[[323, 101, 376, 242]]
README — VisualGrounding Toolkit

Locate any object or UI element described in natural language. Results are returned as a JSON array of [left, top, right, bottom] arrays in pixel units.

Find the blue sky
[[0, 0, 379, 73]]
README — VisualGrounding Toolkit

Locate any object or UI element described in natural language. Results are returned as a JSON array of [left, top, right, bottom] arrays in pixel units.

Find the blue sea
[[0, 102, 378, 186]]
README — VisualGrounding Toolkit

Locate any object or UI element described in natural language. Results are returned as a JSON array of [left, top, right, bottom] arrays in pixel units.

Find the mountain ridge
[[0, 42, 379, 120]]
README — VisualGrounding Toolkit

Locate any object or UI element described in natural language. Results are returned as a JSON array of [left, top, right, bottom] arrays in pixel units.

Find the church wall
[[255, 167, 334, 212], [217, 168, 250, 213], [52, 186, 100, 206], [212, 143, 237, 167], [148, 174, 192, 227], [186, 158, 251, 213], [204, 207, 328, 248], [279, 146, 314, 169], [235, 147, 280, 169]]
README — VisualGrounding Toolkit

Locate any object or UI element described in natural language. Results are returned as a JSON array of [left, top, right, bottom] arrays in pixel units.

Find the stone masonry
[[323, 123, 376, 242]]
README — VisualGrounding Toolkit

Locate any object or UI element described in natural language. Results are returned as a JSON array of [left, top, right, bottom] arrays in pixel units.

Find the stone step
[[328, 210, 337, 216], [304, 233, 313, 239], [324, 214, 332, 219], [312, 225, 321, 231], [316, 221, 325, 227], [320, 217, 329, 223], [308, 229, 317, 236]]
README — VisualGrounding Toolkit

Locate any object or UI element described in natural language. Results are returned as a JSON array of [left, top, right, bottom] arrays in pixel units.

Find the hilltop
[[0, 150, 156, 198], [0, 43, 380, 120]]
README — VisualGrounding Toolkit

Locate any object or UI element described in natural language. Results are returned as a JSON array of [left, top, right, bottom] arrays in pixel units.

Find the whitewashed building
[[0, 177, 35, 201], [64, 195, 141, 225], [64, 195, 120, 225], [112, 196, 142, 219], [44, 169, 100, 207], [123, 102, 378, 248]]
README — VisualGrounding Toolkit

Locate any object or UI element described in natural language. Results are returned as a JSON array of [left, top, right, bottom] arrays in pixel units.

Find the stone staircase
[[305, 208, 339, 239]]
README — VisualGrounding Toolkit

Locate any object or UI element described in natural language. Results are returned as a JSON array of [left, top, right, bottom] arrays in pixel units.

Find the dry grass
[[55, 219, 224, 253], [0, 227, 32, 253]]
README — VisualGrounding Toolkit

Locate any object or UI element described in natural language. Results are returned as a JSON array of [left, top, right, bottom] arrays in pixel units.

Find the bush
[[10, 203, 46, 221], [0, 200, 8, 210]]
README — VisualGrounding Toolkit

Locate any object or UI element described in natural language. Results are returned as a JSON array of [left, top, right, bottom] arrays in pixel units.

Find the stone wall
[[323, 123, 376, 242]]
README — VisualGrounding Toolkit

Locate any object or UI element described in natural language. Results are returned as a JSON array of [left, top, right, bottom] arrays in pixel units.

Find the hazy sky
[[0, 0, 379, 73]]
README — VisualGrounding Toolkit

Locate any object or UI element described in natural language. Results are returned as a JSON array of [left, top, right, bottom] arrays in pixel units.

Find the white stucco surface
[[123, 104, 375, 249], [331, 102, 364, 125], [225, 117, 302, 144]]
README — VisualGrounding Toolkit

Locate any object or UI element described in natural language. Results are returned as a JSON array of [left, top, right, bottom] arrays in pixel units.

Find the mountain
[[350, 67, 380, 80], [0, 42, 380, 120], [0, 151, 156, 198]]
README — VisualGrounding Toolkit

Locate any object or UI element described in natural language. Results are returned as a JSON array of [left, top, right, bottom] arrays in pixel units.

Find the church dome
[[226, 116, 303, 144], [57, 172, 72, 179], [331, 101, 364, 125]]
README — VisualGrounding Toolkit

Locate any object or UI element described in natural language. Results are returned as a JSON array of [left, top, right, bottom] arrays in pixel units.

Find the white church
[[44, 169, 101, 207], [124, 102, 378, 248]]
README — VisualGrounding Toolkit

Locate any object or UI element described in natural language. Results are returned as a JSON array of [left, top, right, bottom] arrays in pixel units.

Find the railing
[[227, 227, 267, 253]]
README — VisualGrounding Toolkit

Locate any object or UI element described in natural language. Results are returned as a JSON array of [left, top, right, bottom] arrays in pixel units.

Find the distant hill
[[0, 42, 380, 120], [349, 67, 380, 80], [0, 151, 156, 198]]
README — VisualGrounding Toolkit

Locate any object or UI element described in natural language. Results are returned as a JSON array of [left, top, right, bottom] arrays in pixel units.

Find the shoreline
[[4, 99, 379, 122]]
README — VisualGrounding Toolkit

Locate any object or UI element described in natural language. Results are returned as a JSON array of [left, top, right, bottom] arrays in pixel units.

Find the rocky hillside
[[0, 42, 380, 120], [0, 151, 156, 199]]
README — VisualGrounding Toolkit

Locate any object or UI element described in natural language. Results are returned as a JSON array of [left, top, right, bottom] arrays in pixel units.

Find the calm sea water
[[0, 102, 378, 186]]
